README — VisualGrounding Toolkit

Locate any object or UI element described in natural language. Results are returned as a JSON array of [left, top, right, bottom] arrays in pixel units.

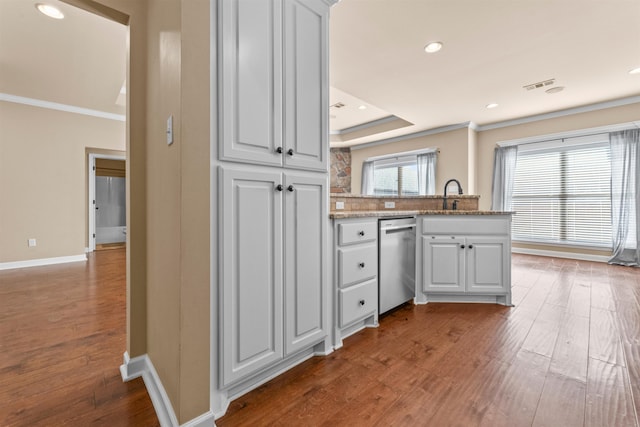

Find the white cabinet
[[417, 215, 512, 305], [220, 167, 327, 386], [214, 0, 334, 413], [423, 236, 508, 294], [332, 218, 378, 347], [220, 0, 328, 171]]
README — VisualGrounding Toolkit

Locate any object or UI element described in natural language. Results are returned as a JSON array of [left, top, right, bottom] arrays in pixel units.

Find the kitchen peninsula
[[330, 194, 514, 346]]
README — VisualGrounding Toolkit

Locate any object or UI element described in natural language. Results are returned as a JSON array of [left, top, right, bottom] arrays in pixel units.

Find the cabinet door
[[422, 236, 465, 293], [283, 0, 328, 171], [283, 172, 327, 355], [220, 167, 284, 386], [219, 0, 284, 166], [466, 237, 508, 293]]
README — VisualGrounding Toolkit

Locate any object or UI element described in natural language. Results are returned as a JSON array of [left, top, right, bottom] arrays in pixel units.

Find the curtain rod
[[365, 147, 439, 163], [496, 121, 639, 148]]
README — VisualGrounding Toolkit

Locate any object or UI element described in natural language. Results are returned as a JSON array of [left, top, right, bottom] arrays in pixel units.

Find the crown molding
[[0, 93, 126, 122], [350, 122, 472, 151]]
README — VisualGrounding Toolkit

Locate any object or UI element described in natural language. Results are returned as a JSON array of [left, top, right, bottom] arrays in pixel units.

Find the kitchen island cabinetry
[[417, 215, 512, 305]]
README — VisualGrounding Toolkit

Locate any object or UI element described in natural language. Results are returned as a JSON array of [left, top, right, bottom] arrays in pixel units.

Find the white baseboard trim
[[120, 352, 216, 427], [0, 254, 87, 271], [512, 247, 609, 263]]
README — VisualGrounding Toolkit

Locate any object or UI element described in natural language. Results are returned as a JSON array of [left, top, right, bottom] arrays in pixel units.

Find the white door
[[422, 236, 466, 293], [219, 0, 284, 167], [466, 236, 508, 293], [282, 0, 328, 171], [283, 172, 327, 355], [220, 167, 284, 386]]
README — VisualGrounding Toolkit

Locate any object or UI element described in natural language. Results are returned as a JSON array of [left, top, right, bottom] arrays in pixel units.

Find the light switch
[[28, 238, 37, 247], [166, 115, 174, 145]]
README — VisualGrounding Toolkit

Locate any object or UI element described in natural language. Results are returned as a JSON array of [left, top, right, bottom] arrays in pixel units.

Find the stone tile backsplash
[[330, 194, 480, 212]]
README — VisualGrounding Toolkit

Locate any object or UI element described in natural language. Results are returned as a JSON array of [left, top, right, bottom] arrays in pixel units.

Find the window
[[373, 161, 419, 196], [511, 140, 612, 247]]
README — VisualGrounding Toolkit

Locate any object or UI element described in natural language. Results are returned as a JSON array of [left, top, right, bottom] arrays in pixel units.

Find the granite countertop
[[330, 194, 480, 199], [329, 210, 514, 219]]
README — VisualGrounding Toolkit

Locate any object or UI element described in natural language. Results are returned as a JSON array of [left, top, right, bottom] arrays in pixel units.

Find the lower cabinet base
[[212, 337, 332, 420], [333, 313, 378, 349], [415, 293, 513, 306]]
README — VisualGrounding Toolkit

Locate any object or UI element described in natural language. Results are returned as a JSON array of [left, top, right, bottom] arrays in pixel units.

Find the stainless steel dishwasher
[[378, 217, 416, 314]]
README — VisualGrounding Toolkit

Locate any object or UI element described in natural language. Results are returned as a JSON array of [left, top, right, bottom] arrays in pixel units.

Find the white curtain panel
[[491, 145, 518, 211], [361, 160, 375, 195], [417, 152, 437, 195], [609, 128, 640, 266]]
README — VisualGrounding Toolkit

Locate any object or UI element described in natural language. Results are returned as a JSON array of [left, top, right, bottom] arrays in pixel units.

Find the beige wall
[[64, 0, 211, 422], [477, 103, 640, 210], [0, 102, 125, 262], [350, 127, 470, 196]]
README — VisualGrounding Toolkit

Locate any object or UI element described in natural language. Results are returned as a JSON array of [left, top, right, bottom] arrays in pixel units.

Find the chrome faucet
[[443, 179, 463, 210]]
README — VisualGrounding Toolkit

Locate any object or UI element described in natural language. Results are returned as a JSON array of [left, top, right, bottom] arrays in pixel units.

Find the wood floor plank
[[585, 357, 637, 427], [590, 307, 626, 366], [521, 303, 565, 358], [478, 349, 550, 427], [532, 372, 587, 427], [550, 312, 590, 382]]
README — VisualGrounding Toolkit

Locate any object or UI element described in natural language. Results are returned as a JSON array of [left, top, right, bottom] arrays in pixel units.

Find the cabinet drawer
[[339, 279, 377, 327], [421, 216, 510, 235], [338, 244, 377, 288], [338, 221, 377, 246]]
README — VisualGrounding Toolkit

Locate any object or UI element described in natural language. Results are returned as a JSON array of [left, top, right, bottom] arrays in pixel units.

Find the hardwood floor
[[0, 249, 158, 427], [218, 255, 640, 427], [1, 253, 639, 426]]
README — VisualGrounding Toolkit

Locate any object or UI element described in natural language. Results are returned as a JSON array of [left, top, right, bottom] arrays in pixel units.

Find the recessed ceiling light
[[424, 42, 443, 53], [545, 86, 565, 94], [630, 67, 640, 75], [36, 3, 64, 19], [486, 103, 499, 109], [358, 105, 367, 110]]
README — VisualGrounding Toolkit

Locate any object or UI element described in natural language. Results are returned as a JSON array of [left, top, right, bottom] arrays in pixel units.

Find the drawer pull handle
[[359, 299, 365, 306], [468, 244, 473, 249], [358, 231, 365, 236], [358, 262, 365, 268], [460, 244, 465, 249]]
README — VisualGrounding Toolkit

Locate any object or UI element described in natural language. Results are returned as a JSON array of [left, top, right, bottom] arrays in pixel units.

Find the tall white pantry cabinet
[[213, 0, 336, 415]]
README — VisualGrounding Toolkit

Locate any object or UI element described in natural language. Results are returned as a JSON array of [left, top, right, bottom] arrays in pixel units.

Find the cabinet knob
[[359, 299, 365, 306], [358, 231, 365, 236], [358, 262, 365, 268], [287, 148, 294, 156], [275, 184, 283, 192], [460, 244, 465, 249], [276, 146, 283, 154], [287, 185, 295, 192], [468, 244, 473, 249]]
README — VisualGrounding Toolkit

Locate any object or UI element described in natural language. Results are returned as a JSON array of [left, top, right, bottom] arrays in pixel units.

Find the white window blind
[[511, 142, 612, 247], [373, 161, 419, 196]]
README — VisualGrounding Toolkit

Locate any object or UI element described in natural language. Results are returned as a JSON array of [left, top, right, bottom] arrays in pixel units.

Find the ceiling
[[1, 0, 638, 145], [0, 0, 126, 116], [330, 0, 640, 147]]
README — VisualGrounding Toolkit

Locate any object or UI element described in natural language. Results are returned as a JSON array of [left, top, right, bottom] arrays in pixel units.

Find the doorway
[[88, 153, 126, 252]]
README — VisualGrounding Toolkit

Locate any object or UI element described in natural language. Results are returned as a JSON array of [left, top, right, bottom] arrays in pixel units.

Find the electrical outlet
[[28, 238, 37, 247], [384, 201, 395, 209], [335, 201, 345, 210]]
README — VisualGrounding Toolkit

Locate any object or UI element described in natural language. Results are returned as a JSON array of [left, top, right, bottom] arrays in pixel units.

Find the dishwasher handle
[[382, 224, 416, 232]]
